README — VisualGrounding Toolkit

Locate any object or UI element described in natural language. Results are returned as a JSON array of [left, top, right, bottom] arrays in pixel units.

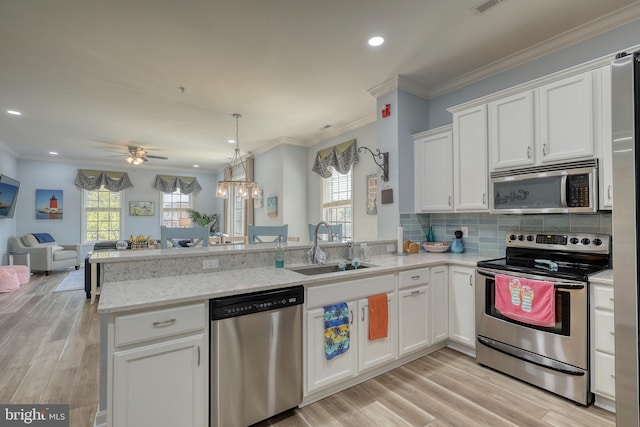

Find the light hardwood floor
[[0, 270, 616, 427]]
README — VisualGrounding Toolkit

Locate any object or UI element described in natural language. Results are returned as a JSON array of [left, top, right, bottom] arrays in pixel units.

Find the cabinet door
[[430, 266, 449, 344], [489, 90, 536, 170], [453, 105, 489, 211], [398, 286, 430, 356], [593, 351, 616, 399], [357, 294, 397, 372], [113, 334, 206, 427], [538, 71, 595, 163], [306, 303, 357, 394], [414, 131, 453, 212], [448, 266, 476, 348], [599, 65, 613, 209]]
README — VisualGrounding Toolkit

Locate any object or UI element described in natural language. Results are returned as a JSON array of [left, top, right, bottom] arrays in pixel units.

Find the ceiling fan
[[105, 145, 169, 165]]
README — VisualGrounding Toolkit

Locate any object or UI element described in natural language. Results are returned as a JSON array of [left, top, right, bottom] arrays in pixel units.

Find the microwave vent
[[490, 159, 598, 179]]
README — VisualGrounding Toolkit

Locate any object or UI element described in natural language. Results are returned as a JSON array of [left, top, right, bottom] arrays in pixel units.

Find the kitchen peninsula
[[94, 241, 485, 427]]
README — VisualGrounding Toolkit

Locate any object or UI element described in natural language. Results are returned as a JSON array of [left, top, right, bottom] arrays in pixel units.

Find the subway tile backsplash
[[400, 212, 612, 258]]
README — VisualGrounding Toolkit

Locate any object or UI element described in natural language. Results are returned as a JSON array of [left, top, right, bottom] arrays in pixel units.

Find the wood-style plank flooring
[[0, 270, 616, 427]]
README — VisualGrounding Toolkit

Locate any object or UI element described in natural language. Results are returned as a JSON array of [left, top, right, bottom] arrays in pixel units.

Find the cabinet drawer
[[593, 351, 616, 398], [398, 268, 430, 289], [593, 309, 615, 354], [115, 303, 205, 347], [592, 284, 614, 311]]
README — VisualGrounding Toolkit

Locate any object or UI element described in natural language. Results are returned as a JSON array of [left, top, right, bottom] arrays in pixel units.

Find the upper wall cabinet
[[453, 105, 489, 211], [598, 65, 613, 210], [488, 90, 536, 170], [538, 71, 595, 163], [414, 126, 453, 212]]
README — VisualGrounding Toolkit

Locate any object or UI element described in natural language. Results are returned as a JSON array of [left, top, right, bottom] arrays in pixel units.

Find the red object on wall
[[49, 195, 58, 209], [381, 103, 391, 118]]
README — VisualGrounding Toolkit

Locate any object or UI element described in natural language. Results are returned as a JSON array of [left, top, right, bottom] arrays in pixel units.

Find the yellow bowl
[[423, 242, 450, 253]]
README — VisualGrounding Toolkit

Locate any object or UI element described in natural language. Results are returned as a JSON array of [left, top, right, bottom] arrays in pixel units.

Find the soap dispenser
[[426, 226, 435, 242], [451, 230, 464, 253], [275, 236, 285, 268]]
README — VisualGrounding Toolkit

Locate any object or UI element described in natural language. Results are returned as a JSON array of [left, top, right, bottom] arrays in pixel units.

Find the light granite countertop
[[589, 269, 613, 284], [98, 252, 486, 314]]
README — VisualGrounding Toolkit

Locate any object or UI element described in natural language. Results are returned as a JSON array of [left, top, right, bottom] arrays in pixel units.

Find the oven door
[[475, 267, 588, 370]]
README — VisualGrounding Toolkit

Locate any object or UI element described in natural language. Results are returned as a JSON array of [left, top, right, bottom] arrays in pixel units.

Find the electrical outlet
[[203, 258, 219, 269], [387, 244, 395, 253], [461, 227, 468, 237]]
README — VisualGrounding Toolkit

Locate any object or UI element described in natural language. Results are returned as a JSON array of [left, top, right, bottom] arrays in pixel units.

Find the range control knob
[[518, 235, 524, 241], [509, 234, 517, 241], [581, 238, 591, 245], [593, 238, 603, 246], [526, 235, 534, 242], [570, 237, 579, 244]]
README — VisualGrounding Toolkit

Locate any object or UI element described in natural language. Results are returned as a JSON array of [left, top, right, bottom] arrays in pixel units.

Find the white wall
[[307, 122, 379, 242], [0, 143, 19, 256], [15, 159, 219, 250]]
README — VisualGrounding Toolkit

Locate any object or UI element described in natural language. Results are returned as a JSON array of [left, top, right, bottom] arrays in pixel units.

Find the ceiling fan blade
[[103, 149, 127, 155], [145, 154, 169, 160]]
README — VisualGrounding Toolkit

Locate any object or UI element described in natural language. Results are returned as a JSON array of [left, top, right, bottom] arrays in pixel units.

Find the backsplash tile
[[400, 212, 612, 257]]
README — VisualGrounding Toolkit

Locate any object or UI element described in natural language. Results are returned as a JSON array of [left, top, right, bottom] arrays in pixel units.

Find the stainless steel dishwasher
[[210, 285, 304, 427]]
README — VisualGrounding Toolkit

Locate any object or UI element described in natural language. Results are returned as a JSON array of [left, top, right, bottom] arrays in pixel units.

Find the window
[[161, 190, 193, 227], [322, 168, 352, 239], [226, 174, 246, 238], [83, 188, 123, 242]]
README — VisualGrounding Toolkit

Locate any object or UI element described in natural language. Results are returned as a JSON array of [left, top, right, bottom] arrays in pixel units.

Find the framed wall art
[[267, 196, 278, 217], [36, 189, 63, 220], [130, 201, 154, 216], [366, 174, 378, 215]]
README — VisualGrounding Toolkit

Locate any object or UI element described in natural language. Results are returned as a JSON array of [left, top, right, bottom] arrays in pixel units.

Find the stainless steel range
[[475, 231, 611, 405]]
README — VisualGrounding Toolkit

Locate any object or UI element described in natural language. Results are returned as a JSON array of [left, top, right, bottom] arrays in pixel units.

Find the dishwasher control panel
[[210, 285, 304, 320]]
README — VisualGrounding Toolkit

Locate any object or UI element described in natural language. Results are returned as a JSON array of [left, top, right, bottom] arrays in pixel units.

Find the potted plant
[[186, 210, 219, 234]]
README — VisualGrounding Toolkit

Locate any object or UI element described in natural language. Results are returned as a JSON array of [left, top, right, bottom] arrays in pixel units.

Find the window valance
[[153, 175, 202, 194], [74, 169, 133, 192], [312, 139, 359, 178]]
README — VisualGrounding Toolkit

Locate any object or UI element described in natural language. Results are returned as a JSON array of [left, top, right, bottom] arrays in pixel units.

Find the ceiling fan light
[[126, 156, 134, 164]]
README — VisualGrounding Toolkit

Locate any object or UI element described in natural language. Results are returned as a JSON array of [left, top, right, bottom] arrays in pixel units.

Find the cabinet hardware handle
[[608, 185, 612, 201], [350, 310, 354, 325], [411, 290, 423, 296], [609, 297, 615, 302], [197, 346, 201, 366], [610, 331, 615, 336], [448, 196, 452, 206], [542, 143, 548, 156], [411, 275, 421, 280], [482, 193, 486, 204], [152, 318, 176, 328], [362, 307, 365, 321], [527, 146, 532, 159], [469, 275, 473, 286], [611, 374, 616, 379]]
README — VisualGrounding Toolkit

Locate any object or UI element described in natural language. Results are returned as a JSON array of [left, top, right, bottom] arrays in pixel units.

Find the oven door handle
[[476, 267, 584, 290]]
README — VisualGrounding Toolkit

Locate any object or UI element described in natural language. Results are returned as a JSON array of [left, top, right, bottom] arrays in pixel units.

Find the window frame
[[160, 189, 194, 228], [321, 167, 353, 240], [81, 188, 125, 244]]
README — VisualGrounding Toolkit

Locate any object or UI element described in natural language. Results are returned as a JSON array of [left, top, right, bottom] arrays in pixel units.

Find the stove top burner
[[477, 256, 607, 281]]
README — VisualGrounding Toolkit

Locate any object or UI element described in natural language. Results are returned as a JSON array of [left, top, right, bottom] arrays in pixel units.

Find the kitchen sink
[[287, 262, 373, 276]]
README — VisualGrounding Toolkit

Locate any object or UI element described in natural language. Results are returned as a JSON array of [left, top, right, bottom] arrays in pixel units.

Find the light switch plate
[[461, 227, 468, 237]]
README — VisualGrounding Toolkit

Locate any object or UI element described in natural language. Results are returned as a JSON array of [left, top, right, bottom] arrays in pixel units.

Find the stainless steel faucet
[[307, 221, 334, 264]]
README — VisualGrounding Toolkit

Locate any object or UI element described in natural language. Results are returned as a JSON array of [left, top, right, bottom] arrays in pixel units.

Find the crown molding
[[250, 136, 303, 156], [412, 124, 452, 141], [0, 139, 19, 157], [429, 2, 640, 98], [367, 75, 430, 99]]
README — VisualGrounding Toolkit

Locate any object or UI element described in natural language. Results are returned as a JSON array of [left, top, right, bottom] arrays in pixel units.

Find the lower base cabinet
[[448, 266, 476, 349], [398, 286, 430, 355], [590, 281, 616, 409]]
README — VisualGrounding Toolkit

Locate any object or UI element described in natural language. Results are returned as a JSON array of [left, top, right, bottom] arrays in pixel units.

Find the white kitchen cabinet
[[430, 265, 449, 344], [538, 71, 595, 163], [357, 294, 397, 372], [448, 266, 476, 349], [488, 90, 536, 170], [414, 126, 453, 212], [109, 303, 207, 427], [306, 303, 357, 393], [398, 268, 431, 356], [305, 274, 396, 395], [453, 105, 489, 211], [590, 281, 616, 410], [599, 64, 613, 209]]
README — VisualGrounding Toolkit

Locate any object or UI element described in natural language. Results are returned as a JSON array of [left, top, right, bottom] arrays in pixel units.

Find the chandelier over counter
[[216, 113, 260, 199]]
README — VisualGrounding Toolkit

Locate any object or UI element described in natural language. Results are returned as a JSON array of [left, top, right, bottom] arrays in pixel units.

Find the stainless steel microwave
[[490, 160, 598, 214]]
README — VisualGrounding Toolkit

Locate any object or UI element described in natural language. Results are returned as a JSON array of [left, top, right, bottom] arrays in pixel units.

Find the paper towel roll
[[397, 226, 404, 254]]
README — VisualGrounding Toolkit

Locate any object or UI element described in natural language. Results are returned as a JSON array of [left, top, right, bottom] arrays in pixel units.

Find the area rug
[[52, 269, 84, 293]]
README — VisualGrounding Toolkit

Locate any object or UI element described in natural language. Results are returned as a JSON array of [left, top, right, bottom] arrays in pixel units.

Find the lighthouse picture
[[36, 189, 63, 219]]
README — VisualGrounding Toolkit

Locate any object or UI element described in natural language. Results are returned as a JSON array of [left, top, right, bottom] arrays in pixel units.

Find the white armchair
[[8, 233, 81, 276]]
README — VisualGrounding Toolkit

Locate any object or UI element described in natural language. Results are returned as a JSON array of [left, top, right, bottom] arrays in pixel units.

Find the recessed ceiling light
[[49, 151, 59, 155], [6, 110, 22, 116], [368, 36, 384, 47], [193, 164, 199, 168], [227, 139, 236, 144]]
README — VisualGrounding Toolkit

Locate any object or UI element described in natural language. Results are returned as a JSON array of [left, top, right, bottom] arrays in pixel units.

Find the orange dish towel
[[367, 294, 388, 340]]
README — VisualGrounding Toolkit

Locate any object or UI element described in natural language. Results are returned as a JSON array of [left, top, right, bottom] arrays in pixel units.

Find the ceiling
[[1, 0, 638, 172]]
